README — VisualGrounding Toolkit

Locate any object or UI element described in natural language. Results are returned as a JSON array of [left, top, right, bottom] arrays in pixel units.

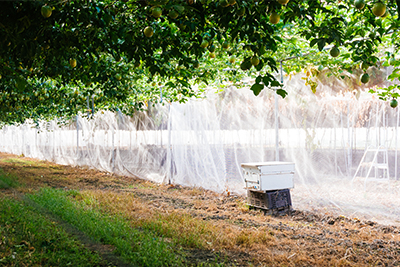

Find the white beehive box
[[241, 161, 295, 191]]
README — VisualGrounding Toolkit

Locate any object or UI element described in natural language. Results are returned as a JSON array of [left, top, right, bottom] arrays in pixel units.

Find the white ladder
[[352, 145, 390, 188]]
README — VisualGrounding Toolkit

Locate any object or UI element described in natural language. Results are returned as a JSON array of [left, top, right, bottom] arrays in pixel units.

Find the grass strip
[[28, 188, 182, 266], [0, 196, 105, 266], [0, 170, 20, 189]]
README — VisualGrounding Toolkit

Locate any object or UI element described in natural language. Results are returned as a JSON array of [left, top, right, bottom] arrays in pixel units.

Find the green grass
[[28, 188, 182, 266], [0, 197, 106, 266], [0, 171, 21, 189], [1, 158, 39, 166]]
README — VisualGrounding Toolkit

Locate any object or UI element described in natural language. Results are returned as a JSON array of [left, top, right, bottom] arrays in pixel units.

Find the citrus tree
[[0, 0, 399, 124]]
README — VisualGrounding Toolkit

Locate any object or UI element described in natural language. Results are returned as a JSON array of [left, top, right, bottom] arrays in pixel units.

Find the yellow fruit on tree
[[151, 7, 162, 18], [41, 5, 52, 18], [251, 56, 260, 66], [269, 12, 280, 24], [354, 0, 365, 10], [69, 58, 77, 68], [222, 41, 230, 49], [372, 2, 386, 17], [200, 40, 209, 48], [144, 26, 154, 37]]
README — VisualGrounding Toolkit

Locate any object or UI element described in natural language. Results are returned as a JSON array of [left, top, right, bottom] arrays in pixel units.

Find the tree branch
[[396, 0, 400, 19]]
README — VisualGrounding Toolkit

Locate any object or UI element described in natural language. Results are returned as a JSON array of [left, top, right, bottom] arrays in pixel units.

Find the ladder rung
[[371, 163, 389, 169]]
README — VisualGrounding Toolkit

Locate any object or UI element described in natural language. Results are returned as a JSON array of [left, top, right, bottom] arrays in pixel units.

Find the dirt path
[[1, 152, 400, 266]]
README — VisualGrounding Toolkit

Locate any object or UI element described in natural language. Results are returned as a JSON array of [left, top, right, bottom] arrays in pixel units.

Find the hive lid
[[241, 161, 294, 168]]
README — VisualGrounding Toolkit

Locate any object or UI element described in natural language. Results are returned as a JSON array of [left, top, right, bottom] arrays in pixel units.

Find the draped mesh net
[[1, 73, 399, 225]]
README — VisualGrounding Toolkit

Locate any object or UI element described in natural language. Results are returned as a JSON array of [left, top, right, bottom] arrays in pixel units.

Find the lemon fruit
[[390, 99, 398, 108], [360, 73, 370, 84], [41, 5, 52, 18], [200, 40, 209, 49], [222, 41, 230, 49], [269, 12, 280, 24], [251, 56, 260, 66], [144, 26, 154, 37], [354, 0, 365, 10], [69, 58, 77, 68], [152, 7, 162, 18], [330, 46, 340, 57], [372, 2, 386, 17]]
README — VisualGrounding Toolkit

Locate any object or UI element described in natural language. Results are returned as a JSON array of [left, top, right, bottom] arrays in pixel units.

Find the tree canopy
[[1, 0, 400, 124]]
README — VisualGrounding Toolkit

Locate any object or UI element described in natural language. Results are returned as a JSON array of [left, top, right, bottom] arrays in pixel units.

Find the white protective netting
[[1, 72, 399, 225]]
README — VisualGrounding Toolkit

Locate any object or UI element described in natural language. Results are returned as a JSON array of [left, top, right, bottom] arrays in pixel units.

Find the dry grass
[[1, 152, 400, 266]]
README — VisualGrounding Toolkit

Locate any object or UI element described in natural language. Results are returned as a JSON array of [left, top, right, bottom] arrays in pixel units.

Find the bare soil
[[1, 152, 399, 266]]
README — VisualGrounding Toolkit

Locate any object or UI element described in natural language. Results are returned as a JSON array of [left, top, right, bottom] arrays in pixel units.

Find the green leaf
[[276, 89, 288, 98], [317, 39, 326, 51], [250, 83, 264, 96], [310, 38, 319, 48], [270, 80, 281, 87], [262, 76, 271, 86]]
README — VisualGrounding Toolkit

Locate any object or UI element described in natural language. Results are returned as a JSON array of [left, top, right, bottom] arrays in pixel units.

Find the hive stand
[[352, 145, 390, 189]]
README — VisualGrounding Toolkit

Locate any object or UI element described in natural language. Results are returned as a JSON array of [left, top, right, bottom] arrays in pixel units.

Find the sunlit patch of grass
[[80, 191, 219, 248], [1, 157, 43, 166], [0, 196, 105, 266], [29, 188, 182, 266], [78, 190, 278, 252]]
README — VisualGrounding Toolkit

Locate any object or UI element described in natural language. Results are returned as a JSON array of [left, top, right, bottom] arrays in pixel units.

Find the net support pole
[[167, 104, 172, 184], [396, 106, 399, 180], [22, 124, 25, 156], [91, 95, 95, 117], [347, 102, 352, 177], [112, 127, 115, 172], [274, 61, 282, 161], [76, 115, 79, 162], [86, 95, 90, 118]]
